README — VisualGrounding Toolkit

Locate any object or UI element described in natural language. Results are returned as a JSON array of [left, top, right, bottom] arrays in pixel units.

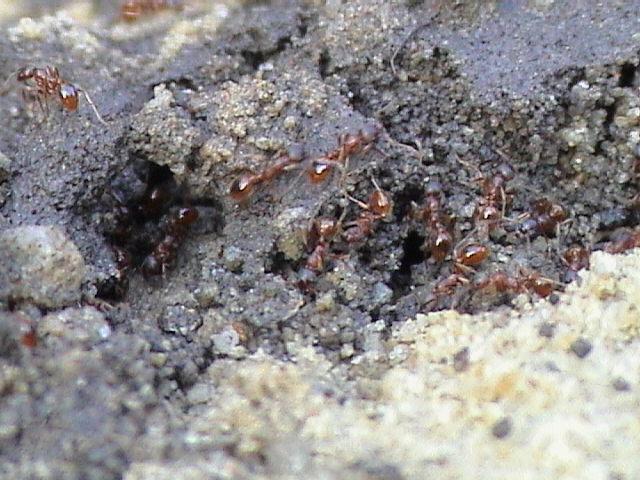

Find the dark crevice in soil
[[241, 35, 294, 71], [392, 183, 424, 221], [318, 48, 330, 79], [264, 250, 289, 276], [390, 230, 425, 297], [618, 62, 637, 88]]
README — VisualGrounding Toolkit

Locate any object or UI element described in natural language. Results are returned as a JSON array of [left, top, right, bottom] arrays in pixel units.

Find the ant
[[474, 163, 515, 234], [96, 245, 133, 301], [306, 124, 380, 184], [120, 0, 184, 21], [417, 180, 454, 262], [343, 181, 392, 243], [454, 242, 490, 272], [229, 144, 305, 203], [229, 124, 380, 204], [142, 206, 199, 277], [298, 181, 391, 291], [298, 217, 340, 291], [1, 65, 107, 125], [474, 269, 556, 298], [432, 272, 470, 299], [518, 198, 567, 238], [600, 229, 640, 254], [562, 244, 590, 283], [430, 242, 490, 302]]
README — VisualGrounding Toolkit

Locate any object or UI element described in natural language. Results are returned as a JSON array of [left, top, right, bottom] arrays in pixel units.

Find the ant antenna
[[78, 87, 108, 126], [0, 70, 19, 95], [390, 15, 437, 76]]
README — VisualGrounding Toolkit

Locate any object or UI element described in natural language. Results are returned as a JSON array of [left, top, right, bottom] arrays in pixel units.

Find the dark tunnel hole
[[390, 230, 425, 295], [265, 250, 289, 276], [619, 63, 637, 88], [318, 48, 330, 79], [97, 161, 200, 301], [393, 183, 424, 220]]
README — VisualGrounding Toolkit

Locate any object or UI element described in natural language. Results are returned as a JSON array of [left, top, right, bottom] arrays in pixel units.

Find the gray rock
[[39, 307, 111, 346], [127, 85, 199, 183], [0, 226, 85, 308]]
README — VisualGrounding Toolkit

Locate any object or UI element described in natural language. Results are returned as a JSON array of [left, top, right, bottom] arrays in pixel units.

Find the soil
[[1, 1, 640, 479]]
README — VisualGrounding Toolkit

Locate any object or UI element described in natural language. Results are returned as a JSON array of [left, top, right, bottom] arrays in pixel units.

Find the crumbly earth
[[0, 1, 639, 479]]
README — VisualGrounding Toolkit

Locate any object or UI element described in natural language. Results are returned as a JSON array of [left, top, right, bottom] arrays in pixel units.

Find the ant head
[[59, 83, 79, 111], [141, 254, 162, 277], [121, 0, 143, 21], [424, 180, 443, 196], [229, 174, 256, 202], [177, 207, 199, 226], [368, 190, 392, 217], [307, 159, 332, 184], [549, 204, 566, 222], [16, 67, 35, 81], [496, 163, 515, 180], [316, 217, 338, 240], [360, 123, 379, 143]]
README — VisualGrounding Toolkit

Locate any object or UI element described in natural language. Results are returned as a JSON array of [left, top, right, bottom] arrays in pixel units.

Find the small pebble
[[491, 417, 512, 439], [548, 293, 560, 304], [538, 322, 556, 338], [222, 246, 245, 272], [453, 347, 470, 372], [570, 338, 592, 358], [612, 377, 631, 392]]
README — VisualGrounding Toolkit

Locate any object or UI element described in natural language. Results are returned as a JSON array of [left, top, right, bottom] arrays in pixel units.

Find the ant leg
[[42, 95, 50, 119], [379, 131, 422, 160], [455, 155, 484, 183], [275, 163, 305, 203], [345, 192, 369, 211], [555, 218, 573, 259], [338, 154, 350, 191], [390, 18, 436, 76], [78, 87, 108, 125], [21, 87, 39, 118], [370, 176, 385, 194]]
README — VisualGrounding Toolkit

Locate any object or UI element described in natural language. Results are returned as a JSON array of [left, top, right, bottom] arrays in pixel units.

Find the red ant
[[343, 183, 392, 243], [431, 242, 490, 301], [142, 206, 199, 276], [432, 272, 470, 299], [518, 198, 567, 238], [306, 124, 380, 184], [298, 182, 391, 290], [417, 180, 454, 262], [454, 242, 490, 271], [474, 270, 556, 298], [229, 124, 380, 204], [229, 144, 305, 203], [562, 244, 590, 283], [298, 217, 340, 291], [474, 163, 515, 233], [601, 229, 640, 254], [120, 0, 184, 21], [1, 65, 107, 125]]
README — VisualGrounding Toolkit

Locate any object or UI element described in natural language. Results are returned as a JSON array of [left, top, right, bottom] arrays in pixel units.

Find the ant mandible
[[1, 65, 107, 125]]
